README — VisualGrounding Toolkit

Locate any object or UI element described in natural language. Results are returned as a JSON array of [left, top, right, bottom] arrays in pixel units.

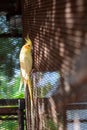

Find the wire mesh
[[0, 13, 23, 98], [22, 0, 87, 129], [66, 103, 87, 130], [0, 37, 23, 99], [1, 0, 87, 130], [32, 72, 62, 130], [0, 120, 18, 130], [0, 11, 25, 130]]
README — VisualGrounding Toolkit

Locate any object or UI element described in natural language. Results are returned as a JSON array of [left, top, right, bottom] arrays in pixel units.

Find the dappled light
[[0, 0, 87, 129], [22, 0, 87, 129], [65, 1, 74, 29]]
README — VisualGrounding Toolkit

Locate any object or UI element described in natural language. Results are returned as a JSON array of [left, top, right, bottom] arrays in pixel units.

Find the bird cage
[[22, 0, 87, 130], [0, 0, 25, 130]]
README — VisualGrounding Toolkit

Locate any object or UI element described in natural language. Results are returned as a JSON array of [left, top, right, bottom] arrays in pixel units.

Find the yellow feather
[[19, 37, 34, 129]]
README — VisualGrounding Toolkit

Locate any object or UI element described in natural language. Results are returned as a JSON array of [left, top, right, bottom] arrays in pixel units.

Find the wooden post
[[25, 86, 31, 130], [18, 99, 25, 130], [63, 104, 67, 130]]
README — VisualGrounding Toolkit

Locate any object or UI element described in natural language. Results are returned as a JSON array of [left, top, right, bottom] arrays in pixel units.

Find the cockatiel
[[19, 36, 33, 101], [19, 35, 34, 129]]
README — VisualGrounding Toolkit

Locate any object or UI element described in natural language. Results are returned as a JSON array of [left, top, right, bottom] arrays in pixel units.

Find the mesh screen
[[22, 0, 87, 129], [66, 103, 87, 130], [0, 37, 23, 99], [22, 0, 87, 73], [0, 0, 87, 129], [0, 12, 25, 129], [0, 99, 25, 130], [0, 120, 18, 130], [0, 13, 23, 99]]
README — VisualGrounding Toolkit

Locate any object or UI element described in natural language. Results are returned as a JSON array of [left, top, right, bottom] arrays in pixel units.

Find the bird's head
[[24, 35, 33, 51]]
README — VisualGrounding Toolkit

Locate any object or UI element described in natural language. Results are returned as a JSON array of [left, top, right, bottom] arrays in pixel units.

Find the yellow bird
[[19, 36, 34, 129], [19, 36, 33, 101]]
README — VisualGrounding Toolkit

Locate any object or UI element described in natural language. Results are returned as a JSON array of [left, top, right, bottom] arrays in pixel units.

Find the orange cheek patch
[[25, 45, 29, 49]]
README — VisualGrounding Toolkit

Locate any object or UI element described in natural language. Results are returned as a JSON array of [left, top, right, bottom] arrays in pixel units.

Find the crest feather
[[25, 35, 32, 45]]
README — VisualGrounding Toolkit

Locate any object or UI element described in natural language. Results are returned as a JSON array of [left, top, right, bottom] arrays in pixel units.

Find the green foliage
[[0, 74, 24, 99], [0, 120, 18, 130], [0, 14, 24, 130], [0, 74, 24, 129], [46, 118, 58, 130], [38, 83, 51, 97], [0, 38, 23, 80], [0, 12, 23, 80]]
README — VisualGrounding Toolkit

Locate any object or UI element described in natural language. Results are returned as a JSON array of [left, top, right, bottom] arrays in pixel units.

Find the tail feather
[[19, 78, 23, 91], [28, 78, 33, 101], [28, 78, 34, 130]]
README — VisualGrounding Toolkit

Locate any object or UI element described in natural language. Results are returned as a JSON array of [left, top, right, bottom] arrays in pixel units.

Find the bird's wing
[[20, 53, 32, 80]]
